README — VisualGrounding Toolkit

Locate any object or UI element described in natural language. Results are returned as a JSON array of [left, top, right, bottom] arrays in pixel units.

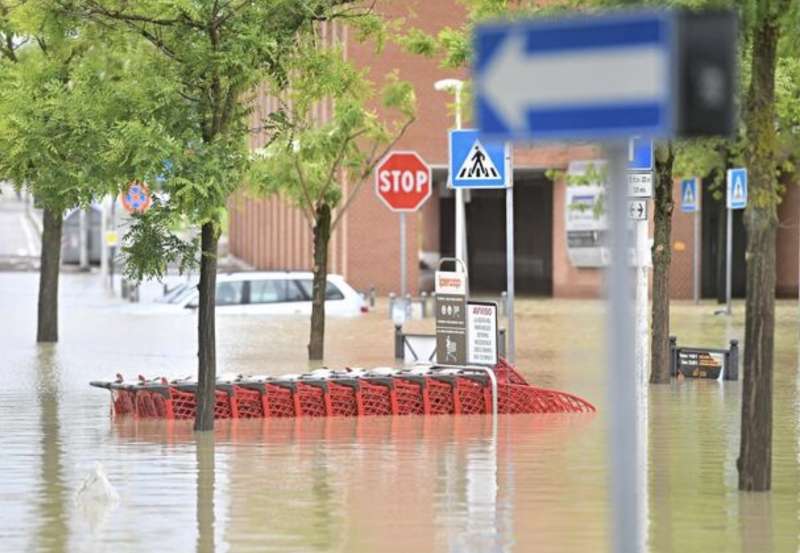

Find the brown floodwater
[[1, 272, 799, 552]]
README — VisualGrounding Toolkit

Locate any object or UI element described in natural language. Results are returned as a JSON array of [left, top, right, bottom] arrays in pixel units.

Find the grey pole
[[505, 143, 515, 363], [693, 204, 701, 304], [78, 208, 89, 270], [400, 212, 407, 298], [725, 205, 732, 315], [606, 142, 638, 553]]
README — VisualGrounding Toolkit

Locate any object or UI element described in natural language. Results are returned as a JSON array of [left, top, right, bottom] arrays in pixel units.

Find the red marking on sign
[[121, 180, 152, 214], [375, 151, 432, 212]]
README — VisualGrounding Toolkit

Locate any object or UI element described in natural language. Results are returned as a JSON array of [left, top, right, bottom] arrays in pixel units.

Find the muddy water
[[1, 272, 799, 552]]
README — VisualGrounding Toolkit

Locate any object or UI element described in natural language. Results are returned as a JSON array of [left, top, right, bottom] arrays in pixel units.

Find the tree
[[0, 2, 134, 343], [737, 0, 796, 491], [248, 37, 415, 360], [71, 0, 382, 430]]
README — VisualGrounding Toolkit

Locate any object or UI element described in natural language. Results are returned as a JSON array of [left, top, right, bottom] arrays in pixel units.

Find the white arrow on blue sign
[[680, 177, 700, 213], [474, 12, 675, 141], [449, 129, 510, 189], [726, 168, 747, 210]]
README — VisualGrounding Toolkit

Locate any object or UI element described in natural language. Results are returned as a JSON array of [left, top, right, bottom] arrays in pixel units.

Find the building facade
[[228, 0, 800, 300]]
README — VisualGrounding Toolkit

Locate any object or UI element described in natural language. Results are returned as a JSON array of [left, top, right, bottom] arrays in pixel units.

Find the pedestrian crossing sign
[[449, 129, 509, 189], [680, 178, 699, 213], [726, 168, 747, 210]]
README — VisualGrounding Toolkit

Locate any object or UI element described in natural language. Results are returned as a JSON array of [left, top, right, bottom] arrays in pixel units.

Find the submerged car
[[148, 272, 366, 316]]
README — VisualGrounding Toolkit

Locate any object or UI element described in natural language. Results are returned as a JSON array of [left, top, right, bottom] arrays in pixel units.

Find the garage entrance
[[439, 170, 553, 295]]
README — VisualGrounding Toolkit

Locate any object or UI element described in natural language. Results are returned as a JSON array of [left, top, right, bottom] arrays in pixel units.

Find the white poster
[[467, 302, 498, 366]]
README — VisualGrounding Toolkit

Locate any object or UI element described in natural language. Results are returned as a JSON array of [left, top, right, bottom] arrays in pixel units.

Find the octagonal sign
[[375, 151, 432, 212]]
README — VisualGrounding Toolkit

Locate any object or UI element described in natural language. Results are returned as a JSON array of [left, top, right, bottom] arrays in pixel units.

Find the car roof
[[215, 271, 347, 282]]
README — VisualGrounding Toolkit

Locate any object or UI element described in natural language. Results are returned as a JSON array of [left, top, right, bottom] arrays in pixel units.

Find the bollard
[[405, 293, 412, 319], [394, 325, 404, 359], [498, 328, 507, 358], [421, 291, 428, 318], [500, 291, 508, 317], [369, 286, 376, 308], [121, 279, 129, 299], [669, 336, 678, 377], [388, 293, 395, 319], [727, 339, 739, 381]]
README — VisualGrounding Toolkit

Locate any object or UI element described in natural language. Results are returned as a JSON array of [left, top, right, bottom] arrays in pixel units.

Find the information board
[[467, 302, 498, 366]]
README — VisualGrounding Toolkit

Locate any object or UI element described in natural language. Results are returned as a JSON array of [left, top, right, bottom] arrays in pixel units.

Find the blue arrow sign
[[680, 178, 699, 213], [628, 137, 653, 171], [726, 168, 747, 210], [474, 12, 675, 141], [449, 130, 509, 189]]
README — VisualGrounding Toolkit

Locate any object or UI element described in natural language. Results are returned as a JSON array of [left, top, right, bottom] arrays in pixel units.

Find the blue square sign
[[628, 137, 653, 171], [726, 168, 747, 210], [449, 129, 510, 189], [680, 178, 699, 213]]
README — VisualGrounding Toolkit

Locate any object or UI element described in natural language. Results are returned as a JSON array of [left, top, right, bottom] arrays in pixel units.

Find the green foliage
[[64, 0, 380, 281], [248, 36, 416, 229], [121, 199, 199, 281], [0, 4, 137, 212]]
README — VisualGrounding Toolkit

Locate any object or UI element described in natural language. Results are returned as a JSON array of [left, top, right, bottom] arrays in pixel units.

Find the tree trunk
[[308, 203, 331, 361], [650, 142, 674, 384], [195, 222, 219, 432], [738, 5, 781, 492], [37, 208, 62, 343]]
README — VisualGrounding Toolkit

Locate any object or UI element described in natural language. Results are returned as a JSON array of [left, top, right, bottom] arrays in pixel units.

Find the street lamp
[[434, 78, 468, 283]]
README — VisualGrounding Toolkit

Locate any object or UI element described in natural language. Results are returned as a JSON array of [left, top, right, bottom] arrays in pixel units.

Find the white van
[[150, 272, 366, 317]]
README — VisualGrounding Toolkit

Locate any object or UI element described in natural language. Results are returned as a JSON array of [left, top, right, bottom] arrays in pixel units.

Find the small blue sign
[[726, 168, 747, 210], [680, 178, 699, 213], [474, 12, 675, 141], [628, 137, 653, 171], [449, 129, 509, 189]]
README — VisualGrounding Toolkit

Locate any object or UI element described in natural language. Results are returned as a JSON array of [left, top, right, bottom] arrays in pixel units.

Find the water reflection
[[35, 345, 68, 553], [5, 273, 800, 552], [109, 414, 595, 553], [196, 432, 215, 553]]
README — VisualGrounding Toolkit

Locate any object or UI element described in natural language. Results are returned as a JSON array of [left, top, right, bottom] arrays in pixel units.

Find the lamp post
[[434, 79, 468, 284]]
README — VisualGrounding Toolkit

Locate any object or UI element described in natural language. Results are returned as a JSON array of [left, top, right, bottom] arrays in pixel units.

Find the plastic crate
[[357, 379, 396, 416], [294, 382, 329, 417], [395, 378, 426, 415], [327, 381, 359, 417]]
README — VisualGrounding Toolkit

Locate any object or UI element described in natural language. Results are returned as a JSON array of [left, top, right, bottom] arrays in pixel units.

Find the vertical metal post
[[692, 179, 703, 304], [400, 212, 407, 298], [606, 143, 638, 553], [725, 205, 733, 315], [505, 143, 515, 364], [453, 85, 469, 292], [635, 219, 649, 380], [100, 197, 108, 282], [109, 198, 116, 291], [78, 208, 89, 270]]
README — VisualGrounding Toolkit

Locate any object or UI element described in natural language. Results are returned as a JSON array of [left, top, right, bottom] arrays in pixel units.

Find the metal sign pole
[[694, 205, 701, 304], [505, 143, 515, 363], [725, 205, 732, 315], [607, 142, 639, 553], [400, 212, 407, 299]]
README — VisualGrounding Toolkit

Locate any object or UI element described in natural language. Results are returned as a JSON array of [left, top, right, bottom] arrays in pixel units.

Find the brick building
[[228, 0, 800, 300]]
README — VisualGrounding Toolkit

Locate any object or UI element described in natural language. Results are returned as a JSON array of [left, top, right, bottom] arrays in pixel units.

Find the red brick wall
[[669, 178, 697, 300]]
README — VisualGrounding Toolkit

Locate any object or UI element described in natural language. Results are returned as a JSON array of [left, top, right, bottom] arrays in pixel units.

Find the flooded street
[[1, 271, 799, 552]]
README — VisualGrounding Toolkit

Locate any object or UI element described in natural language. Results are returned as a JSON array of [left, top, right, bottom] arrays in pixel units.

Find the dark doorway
[[439, 170, 553, 295], [701, 178, 746, 299]]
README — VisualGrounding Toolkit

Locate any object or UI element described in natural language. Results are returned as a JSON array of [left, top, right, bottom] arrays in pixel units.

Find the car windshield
[[156, 284, 189, 304], [167, 286, 197, 305]]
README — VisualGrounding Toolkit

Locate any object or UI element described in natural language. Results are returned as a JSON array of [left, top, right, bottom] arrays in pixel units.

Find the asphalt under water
[[1, 272, 799, 553]]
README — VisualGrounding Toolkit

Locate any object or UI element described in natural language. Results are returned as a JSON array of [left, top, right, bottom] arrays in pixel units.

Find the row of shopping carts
[[89, 358, 595, 419]]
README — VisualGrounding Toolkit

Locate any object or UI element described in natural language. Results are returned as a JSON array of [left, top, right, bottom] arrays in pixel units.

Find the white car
[[150, 272, 366, 317]]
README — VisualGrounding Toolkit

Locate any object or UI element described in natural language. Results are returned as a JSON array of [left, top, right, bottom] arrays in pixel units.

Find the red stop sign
[[375, 151, 432, 212]]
